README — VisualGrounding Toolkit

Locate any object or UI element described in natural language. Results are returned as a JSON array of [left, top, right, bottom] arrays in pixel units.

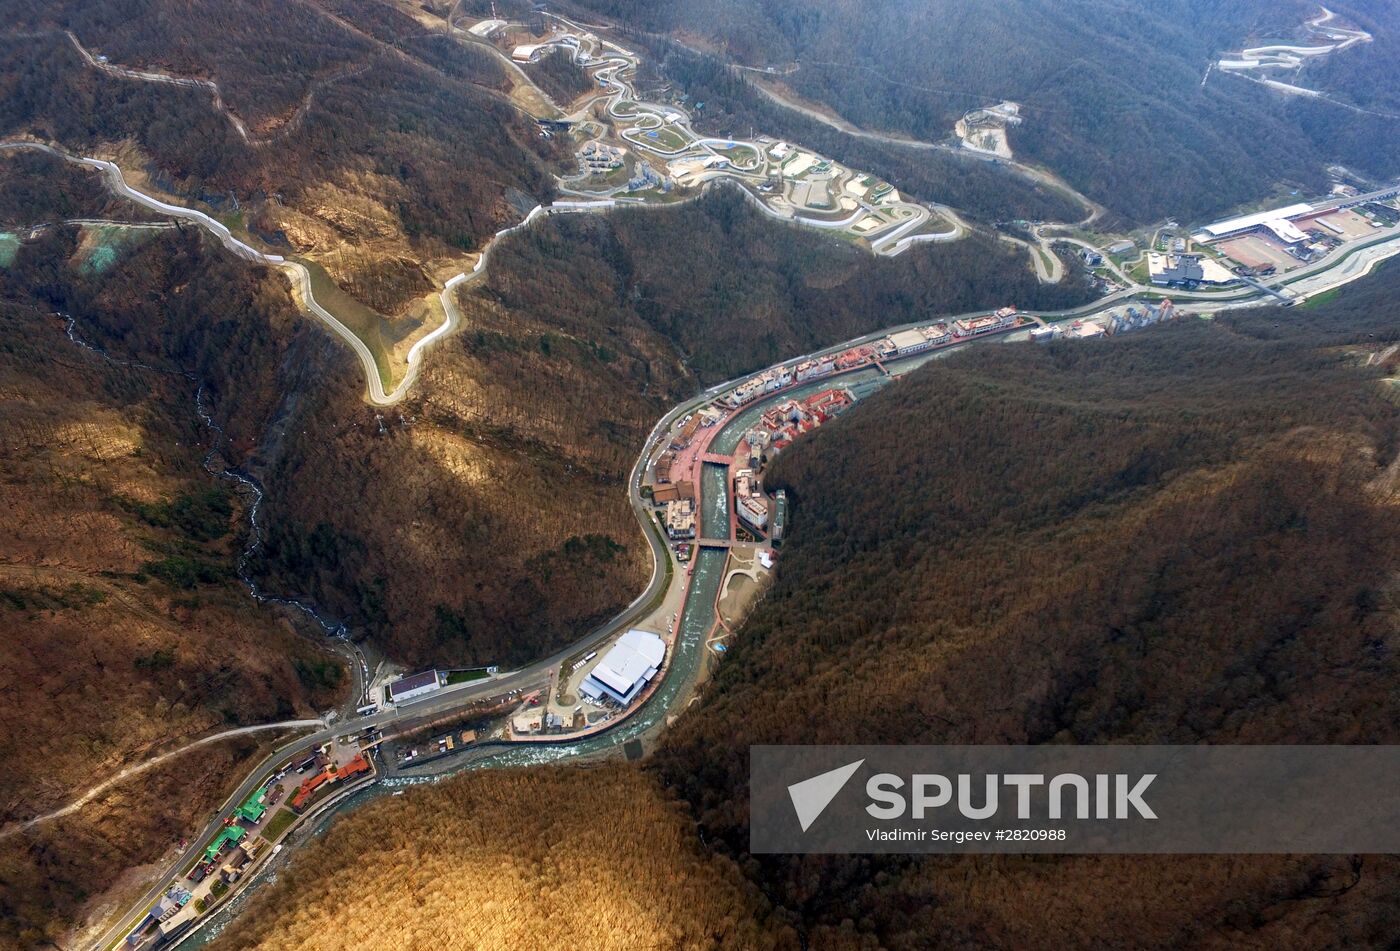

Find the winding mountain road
[[0, 720, 326, 842], [12, 10, 1082, 412], [737, 65, 1105, 227], [0, 139, 470, 405], [75, 200, 1400, 950]]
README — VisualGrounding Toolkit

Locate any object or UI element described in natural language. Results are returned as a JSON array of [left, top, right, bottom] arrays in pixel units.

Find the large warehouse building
[[1196, 203, 1313, 242], [580, 629, 667, 706], [387, 669, 444, 704]]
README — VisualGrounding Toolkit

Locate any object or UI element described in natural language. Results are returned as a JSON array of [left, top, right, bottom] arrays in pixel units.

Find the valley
[[159, 248, 1400, 951], [3, 4, 1090, 407], [2, 2, 1399, 949], [60, 163, 1400, 949]]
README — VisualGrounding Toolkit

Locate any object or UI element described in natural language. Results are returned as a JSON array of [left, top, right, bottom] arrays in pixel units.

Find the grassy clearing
[[713, 144, 760, 167], [632, 125, 691, 152], [260, 808, 297, 843], [296, 258, 397, 391]]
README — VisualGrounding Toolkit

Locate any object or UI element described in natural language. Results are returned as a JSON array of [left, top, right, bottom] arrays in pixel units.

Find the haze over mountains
[[573, 0, 1400, 221]]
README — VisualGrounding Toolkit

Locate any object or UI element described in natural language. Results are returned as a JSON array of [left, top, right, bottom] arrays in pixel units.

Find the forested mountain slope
[[3, 0, 560, 317], [0, 192, 652, 946], [202, 259, 1400, 951], [246, 187, 1093, 666], [651, 270, 1400, 946], [617, 36, 1091, 226], [0, 154, 343, 947], [1303, 1, 1400, 115], [212, 766, 796, 951], [0, 148, 1094, 942], [567, 0, 1400, 223]]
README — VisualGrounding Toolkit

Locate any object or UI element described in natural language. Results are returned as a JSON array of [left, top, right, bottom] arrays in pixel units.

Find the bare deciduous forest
[[2, 0, 564, 315], [570, 0, 1400, 223], [524, 46, 597, 106], [249, 186, 1093, 667], [212, 765, 800, 951], [4, 2, 1400, 946], [202, 263, 1399, 951], [648, 270, 1400, 947]]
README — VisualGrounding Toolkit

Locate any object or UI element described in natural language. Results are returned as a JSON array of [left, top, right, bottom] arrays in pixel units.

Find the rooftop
[[388, 670, 441, 698], [1201, 203, 1313, 238], [584, 629, 666, 703]]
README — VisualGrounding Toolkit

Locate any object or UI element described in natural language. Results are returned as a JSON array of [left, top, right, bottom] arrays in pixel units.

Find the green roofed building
[[235, 788, 268, 824], [204, 825, 247, 861]]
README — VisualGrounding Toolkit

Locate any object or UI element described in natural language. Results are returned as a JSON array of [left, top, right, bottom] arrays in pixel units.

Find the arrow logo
[[787, 759, 864, 832]]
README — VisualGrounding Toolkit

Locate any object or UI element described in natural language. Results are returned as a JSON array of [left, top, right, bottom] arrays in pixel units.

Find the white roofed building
[[512, 44, 549, 63], [888, 328, 934, 356], [1262, 218, 1309, 245], [468, 19, 507, 37], [579, 629, 666, 706], [1198, 203, 1313, 240], [388, 669, 444, 703]]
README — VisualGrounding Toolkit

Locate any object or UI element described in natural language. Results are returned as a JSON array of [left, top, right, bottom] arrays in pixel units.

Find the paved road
[[85, 196, 1400, 945], [89, 394, 677, 950], [734, 63, 1105, 227], [19, 15, 1400, 942], [546, 13, 962, 257], [0, 720, 327, 842]]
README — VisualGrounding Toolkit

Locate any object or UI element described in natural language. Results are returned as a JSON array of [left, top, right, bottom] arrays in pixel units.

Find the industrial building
[[580, 629, 667, 706], [1148, 252, 1236, 286], [387, 669, 444, 704], [511, 43, 550, 63]]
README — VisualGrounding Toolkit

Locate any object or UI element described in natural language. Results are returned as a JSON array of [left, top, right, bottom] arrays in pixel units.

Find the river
[[175, 342, 968, 947]]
